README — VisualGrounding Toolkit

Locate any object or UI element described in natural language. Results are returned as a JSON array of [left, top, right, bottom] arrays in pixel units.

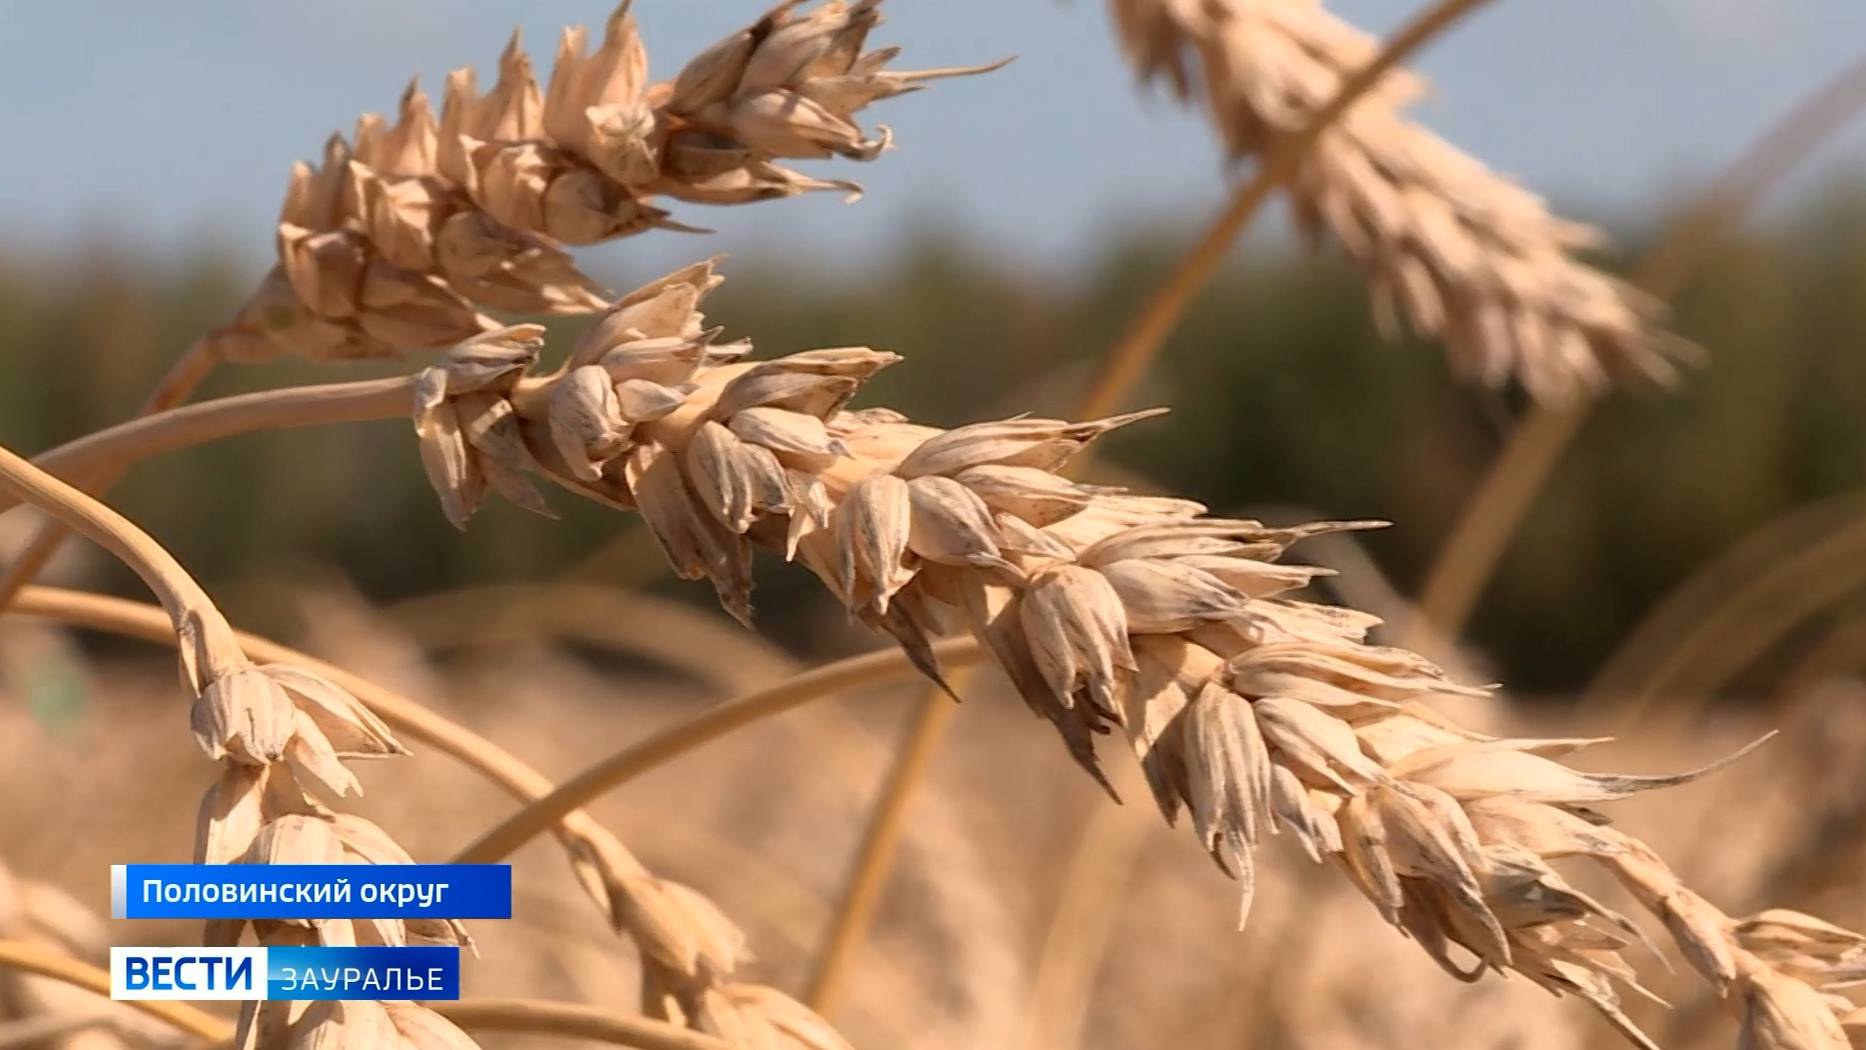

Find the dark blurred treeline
[[1, 183, 1862, 695]]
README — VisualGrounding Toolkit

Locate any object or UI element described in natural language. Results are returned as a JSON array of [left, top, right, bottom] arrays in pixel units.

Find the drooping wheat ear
[[203, 0, 999, 364], [1106, 0, 1692, 401], [6, 587, 854, 1050], [0, 443, 483, 1050], [412, 260, 1862, 1047]]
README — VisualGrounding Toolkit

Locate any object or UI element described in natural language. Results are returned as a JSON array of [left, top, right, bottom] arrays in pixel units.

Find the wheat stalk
[[1106, 0, 1693, 401], [0, 338, 222, 612], [388, 259, 1862, 1048], [0, 443, 483, 1049]]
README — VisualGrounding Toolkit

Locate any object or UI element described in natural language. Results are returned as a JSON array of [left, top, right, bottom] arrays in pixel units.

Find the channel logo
[[110, 946, 460, 1001], [111, 948, 265, 1001]]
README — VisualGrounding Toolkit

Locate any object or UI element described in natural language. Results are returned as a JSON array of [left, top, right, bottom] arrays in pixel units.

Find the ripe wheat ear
[[5, 584, 863, 1050], [409, 259, 1864, 1049], [0, 1, 1000, 622], [206, 0, 999, 365], [0, 442, 493, 1047], [1107, 0, 1693, 401]]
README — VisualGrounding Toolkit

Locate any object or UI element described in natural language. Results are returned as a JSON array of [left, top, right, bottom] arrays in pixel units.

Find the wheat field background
[[0, 1, 1863, 1048]]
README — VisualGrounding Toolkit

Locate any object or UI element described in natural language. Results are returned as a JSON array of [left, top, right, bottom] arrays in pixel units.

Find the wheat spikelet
[[409, 259, 1863, 1047], [167, 606, 492, 1047], [1107, 0, 1691, 401], [205, 0, 997, 364]]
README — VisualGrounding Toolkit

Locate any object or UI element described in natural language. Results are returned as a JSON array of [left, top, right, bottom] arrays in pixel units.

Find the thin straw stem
[[451, 638, 985, 865], [1012, 764, 1152, 1050], [1771, 613, 1866, 704], [1583, 490, 1866, 709], [1602, 512, 1866, 725], [1407, 52, 1866, 650], [809, 0, 1499, 1014], [10, 377, 412, 519], [0, 338, 221, 609], [0, 440, 231, 676], [801, 687, 960, 1012], [0, 940, 234, 1044]]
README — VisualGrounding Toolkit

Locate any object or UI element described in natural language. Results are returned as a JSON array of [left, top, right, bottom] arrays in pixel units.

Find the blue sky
[[2, 1, 1862, 279]]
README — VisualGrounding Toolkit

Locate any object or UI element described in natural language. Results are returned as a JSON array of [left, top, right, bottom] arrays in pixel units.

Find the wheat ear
[[5, 585, 863, 1050], [1409, 53, 1866, 655], [204, 0, 998, 365], [0, 442, 484, 1049], [1107, 0, 1693, 401], [799, 0, 1495, 1010], [399, 259, 1862, 1048], [2, 1, 1001, 615], [8, 259, 1864, 1046]]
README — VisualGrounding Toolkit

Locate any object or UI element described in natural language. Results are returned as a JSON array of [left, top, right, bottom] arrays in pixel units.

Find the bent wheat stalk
[[1108, 0, 1693, 401], [400, 260, 1860, 1047], [0, 338, 223, 612], [0, 442, 481, 1048], [15, 378, 415, 519], [3, 584, 853, 1050]]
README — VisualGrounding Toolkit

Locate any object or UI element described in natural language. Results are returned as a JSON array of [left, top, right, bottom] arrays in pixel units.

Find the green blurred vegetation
[[1, 184, 1862, 695]]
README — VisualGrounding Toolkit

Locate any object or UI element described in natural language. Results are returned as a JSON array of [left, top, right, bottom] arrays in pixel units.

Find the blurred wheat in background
[[1, 0, 1864, 1048]]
